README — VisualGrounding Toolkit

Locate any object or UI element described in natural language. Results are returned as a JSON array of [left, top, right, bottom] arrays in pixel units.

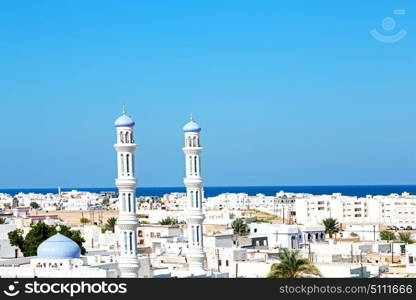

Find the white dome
[[183, 120, 201, 133], [115, 114, 135, 127], [37, 233, 81, 259]]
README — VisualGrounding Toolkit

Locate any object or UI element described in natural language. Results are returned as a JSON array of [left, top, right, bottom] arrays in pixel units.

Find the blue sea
[[1, 185, 416, 197]]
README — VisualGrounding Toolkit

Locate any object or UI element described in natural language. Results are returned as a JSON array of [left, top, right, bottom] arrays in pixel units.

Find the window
[[191, 225, 195, 245], [128, 194, 132, 212], [225, 260, 229, 267], [124, 232, 128, 254], [129, 232, 133, 253], [189, 156, 193, 174], [194, 156, 198, 174], [122, 193, 126, 211], [126, 154, 130, 174], [120, 154, 124, 174], [196, 225, 200, 244]]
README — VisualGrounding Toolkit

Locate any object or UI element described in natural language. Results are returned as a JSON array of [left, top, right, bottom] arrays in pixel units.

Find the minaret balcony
[[114, 143, 137, 152], [184, 178, 203, 187], [186, 214, 205, 223], [182, 147, 203, 154], [115, 178, 137, 188]]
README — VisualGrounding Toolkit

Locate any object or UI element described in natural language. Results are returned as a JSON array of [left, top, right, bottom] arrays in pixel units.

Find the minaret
[[114, 106, 140, 278], [182, 115, 206, 275]]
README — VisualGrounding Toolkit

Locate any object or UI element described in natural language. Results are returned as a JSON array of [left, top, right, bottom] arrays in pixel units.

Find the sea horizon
[[1, 184, 416, 198]]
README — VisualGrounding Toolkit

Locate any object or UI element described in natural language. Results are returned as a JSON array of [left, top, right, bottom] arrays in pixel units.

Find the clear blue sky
[[0, 0, 415, 188]]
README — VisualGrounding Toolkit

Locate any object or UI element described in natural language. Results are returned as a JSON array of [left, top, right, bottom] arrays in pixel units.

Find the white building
[[294, 192, 416, 227], [0, 224, 21, 259], [0, 227, 118, 278], [137, 225, 183, 247], [247, 223, 326, 249]]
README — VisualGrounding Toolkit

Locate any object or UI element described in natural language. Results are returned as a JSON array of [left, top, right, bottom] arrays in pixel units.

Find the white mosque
[[0, 108, 209, 278], [0, 226, 119, 278]]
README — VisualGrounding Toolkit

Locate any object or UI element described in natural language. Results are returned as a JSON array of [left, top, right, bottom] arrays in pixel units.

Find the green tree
[[8, 223, 86, 257], [0, 218, 6, 224], [30, 202, 40, 209], [322, 218, 340, 238], [267, 249, 321, 278], [102, 197, 110, 206], [398, 232, 414, 244], [80, 217, 90, 225], [8, 229, 24, 251], [350, 232, 358, 238], [105, 217, 117, 233], [231, 218, 249, 236], [159, 216, 179, 225], [380, 231, 396, 242]]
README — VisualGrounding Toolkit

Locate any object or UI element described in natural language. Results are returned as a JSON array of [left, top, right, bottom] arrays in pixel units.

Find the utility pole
[[391, 242, 394, 264], [283, 206, 285, 224], [351, 244, 354, 263], [360, 251, 364, 278], [235, 263, 238, 278], [216, 249, 220, 272], [275, 230, 278, 249]]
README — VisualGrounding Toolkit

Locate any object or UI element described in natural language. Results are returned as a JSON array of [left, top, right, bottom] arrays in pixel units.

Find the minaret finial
[[190, 113, 193, 121], [122, 104, 126, 115]]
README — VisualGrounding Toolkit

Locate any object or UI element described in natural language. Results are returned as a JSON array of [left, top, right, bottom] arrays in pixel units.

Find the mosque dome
[[183, 116, 201, 133], [37, 233, 81, 259], [115, 114, 135, 127]]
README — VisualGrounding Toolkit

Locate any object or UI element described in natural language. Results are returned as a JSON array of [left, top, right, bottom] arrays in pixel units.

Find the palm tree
[[267, 249, 321, 278], [159, 216, 179, 225], [231, 218, 248, 236], [105, 217, 117, 233], [380, 230, 396, 242], [322, 218, 340, 238], [0, 218, 6, 224], [398, 232, 414, 244]]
